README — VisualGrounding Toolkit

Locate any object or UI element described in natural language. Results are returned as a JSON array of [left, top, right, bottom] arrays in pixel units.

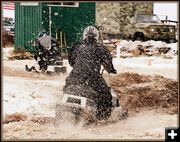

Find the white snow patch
[[2, 47, 14, 60]]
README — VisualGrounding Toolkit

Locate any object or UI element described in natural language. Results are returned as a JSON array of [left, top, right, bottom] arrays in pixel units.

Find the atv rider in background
[[34, 30, 61, 71], [26, 30, 61, 72], [63, 26, 117, 120]]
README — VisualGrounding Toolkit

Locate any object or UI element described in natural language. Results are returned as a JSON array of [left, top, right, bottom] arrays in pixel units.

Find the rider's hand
[[110, 69, 117, 74]]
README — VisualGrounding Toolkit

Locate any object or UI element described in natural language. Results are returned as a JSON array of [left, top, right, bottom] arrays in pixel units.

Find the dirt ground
[[2, 54, 178, 140]]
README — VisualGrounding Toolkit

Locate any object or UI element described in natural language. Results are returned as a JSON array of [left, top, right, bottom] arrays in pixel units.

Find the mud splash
[[107, 72, 178, 114]]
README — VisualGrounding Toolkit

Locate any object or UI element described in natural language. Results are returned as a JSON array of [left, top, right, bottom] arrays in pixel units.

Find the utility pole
[[49, 6, 52, 50], [132, 2, 136, 17]]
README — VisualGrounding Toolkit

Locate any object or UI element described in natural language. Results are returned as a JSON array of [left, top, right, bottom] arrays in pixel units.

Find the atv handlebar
[[110, 69, 117, 74], [101, 68, 117, 76]]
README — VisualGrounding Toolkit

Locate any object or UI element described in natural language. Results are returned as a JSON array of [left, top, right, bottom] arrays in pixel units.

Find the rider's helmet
[[83, 26, 100, 42], [37, 30, 47, 38]]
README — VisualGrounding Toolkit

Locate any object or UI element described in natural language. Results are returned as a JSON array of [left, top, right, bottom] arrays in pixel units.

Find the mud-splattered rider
[[64, 26, 117, 120]]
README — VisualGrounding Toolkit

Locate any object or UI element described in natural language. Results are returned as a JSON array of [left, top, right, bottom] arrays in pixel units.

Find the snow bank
[[115, 40, 178, 58], [118, 40, 177, 50], [2, 47, 14, 60]]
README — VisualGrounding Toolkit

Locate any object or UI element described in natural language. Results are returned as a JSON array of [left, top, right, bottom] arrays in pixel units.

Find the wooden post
[[165, 16, 168, 23], [64, 33, 68, 55], [55, 32, 58, 40], [49, 6, 52, 50], [60, 31, 63, 48]]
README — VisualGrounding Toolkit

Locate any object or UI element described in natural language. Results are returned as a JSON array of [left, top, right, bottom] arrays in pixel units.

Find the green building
[[15, 2, 153, 51], [15, 2, 95, 51]]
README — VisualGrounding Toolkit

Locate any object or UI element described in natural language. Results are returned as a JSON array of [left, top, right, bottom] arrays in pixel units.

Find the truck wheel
[[167, 39, 176, 43], [134, 33, 144, 42], [120, 34, 128, 40]]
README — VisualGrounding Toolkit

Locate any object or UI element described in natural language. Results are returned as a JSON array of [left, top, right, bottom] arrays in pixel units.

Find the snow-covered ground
[[2, 40, 178, 140], [2, 47, 14, 60], [113, 56, 178, 80], [118, 40, 178, 49], [116, 40, 178, 55]]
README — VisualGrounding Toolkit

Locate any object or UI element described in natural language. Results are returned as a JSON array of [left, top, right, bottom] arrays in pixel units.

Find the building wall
[[96, 2, 153, 34], [42, 2, 95, 47], [15, 2, 95, 50], [15, 2, 43, 51], [15, 2, 153, 50]]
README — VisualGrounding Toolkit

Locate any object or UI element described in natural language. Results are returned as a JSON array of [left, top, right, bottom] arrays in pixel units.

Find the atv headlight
[[149, 28, 155, 32], [169, 28, 174, 32]]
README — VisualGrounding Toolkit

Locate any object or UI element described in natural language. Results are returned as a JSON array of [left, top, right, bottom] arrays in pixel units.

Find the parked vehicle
[[123, 14, 177, 43], [2, 20, 14, 36], [2, 19, 14, 47]]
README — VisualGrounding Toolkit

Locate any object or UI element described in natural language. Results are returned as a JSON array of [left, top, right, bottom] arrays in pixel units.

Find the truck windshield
[[136, 15, 161, 23]]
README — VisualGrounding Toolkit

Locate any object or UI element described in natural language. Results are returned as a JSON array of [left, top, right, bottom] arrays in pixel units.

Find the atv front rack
[[61, 94, 96, 108], [55, 92, 126, 126], [55, 94, 96, 125]]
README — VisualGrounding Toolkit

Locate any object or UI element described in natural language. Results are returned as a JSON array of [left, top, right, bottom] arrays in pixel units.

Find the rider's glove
[[110, 69, 117, 74]]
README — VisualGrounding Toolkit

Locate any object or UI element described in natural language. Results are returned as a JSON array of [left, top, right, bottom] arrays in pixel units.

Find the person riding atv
[[25, 30, 66, 74], [33, 31, 61, 71], [63, 26, 117, 120]]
